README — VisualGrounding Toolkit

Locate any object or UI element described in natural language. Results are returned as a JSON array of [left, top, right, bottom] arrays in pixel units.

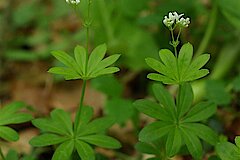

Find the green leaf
[[145, 58, 169, 76], [75, 140, 95, 160], [133, 99, 172, 122], [0, 126, 19, 141], [176, 83, 193, 118], [236, 136, 240, 148], [182, 123, 218, 145], [79, 117, 115, 136], [50, 109, 73, 135], [51, 50, 76, 69], [29, 133, 69, 147], [32, 118, 68, 135], [79, 134, 121, 149], [0, 102, 25, 115], [139, 121, 173, 142], [74, 45, 87, 75], [91, 54, 121, 75], [0, 113, 32, 125], [135, 142, 159, 155], [88, 44, 107, 74], [6, 150, 18, 160], [147, 73, 175, 84], [48, 67, 81, 80], [152, 83, 176, 120], [186, 54, 210, 73], [216, 141, 240, 160], [178, 43, 193, 80], [166, 127, 182, 157], [184, 69, 209, 81], [52, 140, 74, 160], [183, 102, 216, 122], [93, 67, 120, 77], [180, 128, 202, 160], [105, 98, 135, 124], [159, 49, 178, 81], [76, 106, 94, 134]]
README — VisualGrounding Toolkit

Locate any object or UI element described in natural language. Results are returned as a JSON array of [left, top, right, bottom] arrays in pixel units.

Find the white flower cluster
[[163, 12, 190, 28], [66, 0, 80, 5]]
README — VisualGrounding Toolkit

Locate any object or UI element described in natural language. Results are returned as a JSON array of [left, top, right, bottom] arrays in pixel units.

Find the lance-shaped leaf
[[74, 45, 87, 75], [0, 126, 19, 141], [52, 140, 74, 160], [76, 106, 94, 134], [139, 121, 173, 142], [183, 102, 216, 122], [75, 140, 95, 160], [166, 127, 182, 157], [79, 134, 121, 149], [135, 142, 160, 155], [176, 83, 193, 118]]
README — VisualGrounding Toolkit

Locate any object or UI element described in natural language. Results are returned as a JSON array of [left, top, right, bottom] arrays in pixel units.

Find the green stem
[[0, 147, 5, 160], [74, 0, 91, 133], [195, 4, 217, 57]]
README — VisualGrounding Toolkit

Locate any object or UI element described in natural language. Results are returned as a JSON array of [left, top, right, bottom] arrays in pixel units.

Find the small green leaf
[[139, 121, 173, 142], [48, 67, 81, 80], [88, 44, 107, 74], [91, 54, 120, 75], [135, 142, 159, 155], [166, 127, 182, 157], [159, 49, 178, 80], [32, 118, 68, 135], [50, 109, 73, 135], [93, 67, 120, 77], [52, 140, 74, 160], [0, 113, 32, 125], [75, 140, 95, 160], [29, 133, 68, 147], [182, 123, 218, 145], [79, 134, 121, 149], [216, 141, 240, 160], [79, 117, 115, 136], [0, 102, 25, 115], [184, 69, 209, 81], [178, 43, 193, 80], [0, 126, 19, 141], [147, 73, 175, 84], [133, 99, 172, 121], [236, 136, 240, 148], [145, 58, 169, 76], [51, 50, 76, 69], [5, 150, 18, 160], [176, 83, 193, 118], [74, 45, 87, 75], [183, 102, 216, 122], [180, 128, 202, 160], [152, 83, 176, 120]]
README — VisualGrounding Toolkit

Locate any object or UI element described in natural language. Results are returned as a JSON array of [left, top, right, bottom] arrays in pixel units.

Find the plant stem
[[74, 0, 92, 133], [195, 3, 217, 57], [0, 147, 5, 160], [170, 29, 178, 57]]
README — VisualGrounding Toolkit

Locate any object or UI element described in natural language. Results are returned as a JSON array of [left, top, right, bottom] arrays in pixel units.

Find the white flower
[[163, 11, 190, 28], [66, 0, 80, 5]]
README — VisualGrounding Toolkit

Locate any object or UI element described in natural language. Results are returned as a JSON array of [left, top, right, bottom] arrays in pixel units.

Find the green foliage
[[134, 83, 218, 159], [146, 43, 210, 84], [217, 0, 240, 29], [0, 102, 33, 142], [105, 98, 135, 125], [206, 80, 231, 106], [48, 44, 120, 80], [216, 136, 240, 160], [29, 107, 121, 160], [135, 142, 162, 160]]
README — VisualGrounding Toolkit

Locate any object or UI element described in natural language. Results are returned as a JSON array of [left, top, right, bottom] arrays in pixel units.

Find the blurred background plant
[[0, 0, 240, 159]]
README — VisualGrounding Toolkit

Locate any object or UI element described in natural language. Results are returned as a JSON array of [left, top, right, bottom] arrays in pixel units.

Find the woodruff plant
[[29, 0, 121, 160], [134, 12, 219, 160]]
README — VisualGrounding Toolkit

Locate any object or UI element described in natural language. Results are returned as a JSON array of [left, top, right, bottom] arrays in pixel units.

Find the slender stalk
[[0, 147, 5, 160], [170, 29, 178, 57], [74, 0, 92, 132], [195, 4, 217, 57]]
